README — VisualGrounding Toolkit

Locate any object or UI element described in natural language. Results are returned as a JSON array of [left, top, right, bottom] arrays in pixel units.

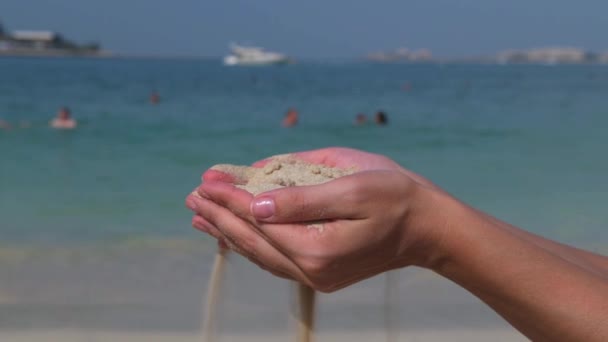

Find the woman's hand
[[186, 147, 448, 292], [186, 147, 608, 341]]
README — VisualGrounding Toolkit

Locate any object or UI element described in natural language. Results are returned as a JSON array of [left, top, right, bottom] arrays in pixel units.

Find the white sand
[[202, 249, 228, 342], [211, 155, 355, 195], [0, 249, 531, 342], [0, 329, 528, 342]]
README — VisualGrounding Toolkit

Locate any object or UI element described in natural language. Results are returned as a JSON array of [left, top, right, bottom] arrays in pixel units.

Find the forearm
[[400, 163, 608, 277], [425, 193, 608, 341], [479, 211, 608, 278]]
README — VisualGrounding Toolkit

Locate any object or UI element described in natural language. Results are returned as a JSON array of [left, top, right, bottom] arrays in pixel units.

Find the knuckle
[[281, 190, 311, 217], [343, 178, 369, 205], [234, 234, 258, 254], [207, 227, 223, 240], [298, 257, 329, 278]]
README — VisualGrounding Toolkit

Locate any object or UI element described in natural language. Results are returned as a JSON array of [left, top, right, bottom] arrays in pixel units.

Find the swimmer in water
[[150, 91, 160, 104], [374, 111, 388, 126], [0, 119, 11, 130], [282, 108, 299, 127], [354, 113, 368, 125], [50, 107, 77, 130]]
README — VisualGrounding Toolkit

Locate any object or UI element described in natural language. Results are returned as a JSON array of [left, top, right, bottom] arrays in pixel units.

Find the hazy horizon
[[1, 0, 608, 58]]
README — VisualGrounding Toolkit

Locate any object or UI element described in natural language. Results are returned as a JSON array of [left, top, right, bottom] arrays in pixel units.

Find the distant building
[[366, 47, 433, 63], [0, 19, 106, 57], [497, 47, 597, 64], [10, 30, 66, 50], [12, 30, 58, 41], [409, 48, 432, 61]]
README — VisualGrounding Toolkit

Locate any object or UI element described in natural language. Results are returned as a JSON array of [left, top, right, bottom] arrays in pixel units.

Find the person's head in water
[[51, 106, 77, 129], [150, 91, 160, 104], [282, 108, 299, 127], [355, 113, 367, 125], [374, 111, 388, 125], [58, 107, 71, 120], [0, 119, 11, 130]]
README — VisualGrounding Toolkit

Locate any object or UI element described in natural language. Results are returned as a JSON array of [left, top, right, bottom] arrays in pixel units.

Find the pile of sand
[[211, 155, 355, 195]]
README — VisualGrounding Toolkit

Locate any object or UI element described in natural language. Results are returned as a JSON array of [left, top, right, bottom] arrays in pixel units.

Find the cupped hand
[[204, 147, 438, 189], [186, 147, 447, 292]]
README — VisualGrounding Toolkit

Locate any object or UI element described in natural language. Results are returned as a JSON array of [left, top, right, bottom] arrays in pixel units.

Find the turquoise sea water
[[1, 58, 607, 246], [1, 58, 607, 338]]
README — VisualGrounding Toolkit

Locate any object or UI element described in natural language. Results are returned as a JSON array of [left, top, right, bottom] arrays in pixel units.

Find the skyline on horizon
[[1, 0, 608, 59]]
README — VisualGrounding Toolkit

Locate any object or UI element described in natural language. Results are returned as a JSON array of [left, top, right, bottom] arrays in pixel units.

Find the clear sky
[[1, 0, 607, 58]]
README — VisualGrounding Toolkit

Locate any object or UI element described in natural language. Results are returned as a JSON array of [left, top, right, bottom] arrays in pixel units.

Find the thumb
[[250, 173, 370, 223]]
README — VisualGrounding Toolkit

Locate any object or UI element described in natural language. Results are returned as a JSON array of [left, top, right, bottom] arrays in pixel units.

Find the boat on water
[[223, 43, 291, 66]]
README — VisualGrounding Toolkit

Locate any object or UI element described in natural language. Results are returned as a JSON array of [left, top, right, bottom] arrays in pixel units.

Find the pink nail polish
[[252, 197, 275, 219]]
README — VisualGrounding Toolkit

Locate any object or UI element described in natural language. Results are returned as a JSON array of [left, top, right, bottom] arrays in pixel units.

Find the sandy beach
[[1, 329, 527, 342], [0, 241, 531, 341]]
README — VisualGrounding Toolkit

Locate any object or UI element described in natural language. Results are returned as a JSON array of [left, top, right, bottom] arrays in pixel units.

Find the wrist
[[404, 187, 483, 271]]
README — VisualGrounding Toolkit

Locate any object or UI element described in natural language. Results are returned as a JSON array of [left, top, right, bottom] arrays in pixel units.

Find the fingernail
[[251, 197, 275, 219], [186, 197, 197, 210]]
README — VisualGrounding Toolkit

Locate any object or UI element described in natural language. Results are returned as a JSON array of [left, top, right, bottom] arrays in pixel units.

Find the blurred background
[[1, 1, 607, 341]]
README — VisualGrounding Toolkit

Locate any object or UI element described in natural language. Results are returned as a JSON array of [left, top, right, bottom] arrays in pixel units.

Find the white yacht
[[223, 43, 291, 66]]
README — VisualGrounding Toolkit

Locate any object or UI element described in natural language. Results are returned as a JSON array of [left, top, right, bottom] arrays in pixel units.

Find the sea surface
[[0, 57, 607, 339]]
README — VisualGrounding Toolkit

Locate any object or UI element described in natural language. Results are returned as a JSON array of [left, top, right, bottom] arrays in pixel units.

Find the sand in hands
[[211, 154, 355, 196], [210, 155, 355, 342], [212, 155, 355, 232]]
